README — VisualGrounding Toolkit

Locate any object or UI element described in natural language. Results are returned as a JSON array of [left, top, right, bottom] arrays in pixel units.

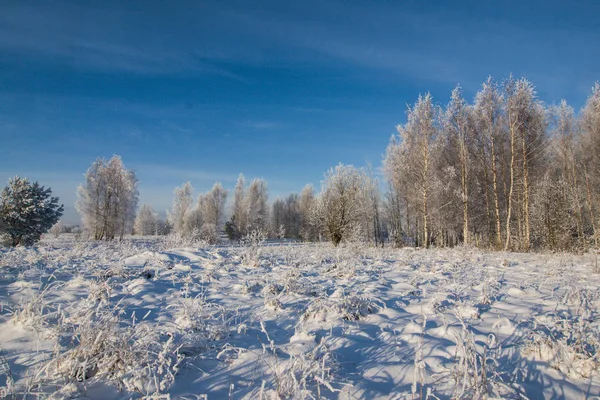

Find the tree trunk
[[504, 123, 516, 251], [569, 160, 584, 246], [460, 140, 469, 245], [405, 194, 411, 246], [584, 166, 598, 247], [490, 137, 503, 249], [422, 142, 430, 249], [481, 146, 492, 245], [522, 131, 531, 251]]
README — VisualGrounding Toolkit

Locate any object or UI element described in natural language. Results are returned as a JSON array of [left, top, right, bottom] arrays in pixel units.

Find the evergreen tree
[[0, 176, 64, 246]]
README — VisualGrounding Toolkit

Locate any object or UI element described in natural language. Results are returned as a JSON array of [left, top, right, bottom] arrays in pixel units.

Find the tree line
[[384, 77, 600, 251], [2, 75, 600, 252], [71, 156, 384, 247], [149, 77, 600, 251]]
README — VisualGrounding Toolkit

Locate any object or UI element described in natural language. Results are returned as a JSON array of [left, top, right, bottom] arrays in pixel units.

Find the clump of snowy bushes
[[262, 337, 339, 399], [524, 312, 600, 378], [9, 282, 184, 397], [41, 307, 183, 396], [300, 292, 385, 326]]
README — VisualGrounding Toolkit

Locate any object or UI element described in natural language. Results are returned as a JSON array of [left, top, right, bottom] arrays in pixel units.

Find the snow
[[1, 238, 600, 399]]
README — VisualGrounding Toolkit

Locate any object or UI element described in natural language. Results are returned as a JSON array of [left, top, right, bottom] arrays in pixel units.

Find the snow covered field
[[1, 238, 600, 399]]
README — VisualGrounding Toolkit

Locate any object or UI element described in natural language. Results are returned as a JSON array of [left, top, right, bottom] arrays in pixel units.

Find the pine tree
[[0, 176, 64, 246], [224, 217, 237, 241]]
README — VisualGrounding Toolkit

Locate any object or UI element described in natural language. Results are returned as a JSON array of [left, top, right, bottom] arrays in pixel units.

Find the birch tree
[[203, 182, 228, 229], [170, 182, 193, 236], [395, 93, 439, 247], [246, 178, 269, 233], [359, 166, 384, 246], [318, 164, 367, 246], [299, 184, 318, 241], [442, 85, 475, 245], [473, 78, 505, 248], [551, 100, 584, 245], [383, 135, 409, 246], [230, 174, 247, 237], [76, 155, 138, 240], [134, 204, 159, 235], [580, 82, 600, 246]]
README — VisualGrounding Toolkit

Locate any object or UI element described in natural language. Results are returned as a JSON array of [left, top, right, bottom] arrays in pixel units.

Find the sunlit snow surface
[[1, 236, 600, 399]]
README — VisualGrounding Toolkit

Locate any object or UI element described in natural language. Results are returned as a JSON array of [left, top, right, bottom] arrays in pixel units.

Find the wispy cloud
[[131, 164, 238, 185], [0, 1, 461, 84], [240, 121, 281, 130], [0, 2, 246, 80], [1, 0, 596, 96], [289, 106, 328, 113], [216, 0, 598, 94], [220, 2, 469, 85], [0, 170, 82, 184]]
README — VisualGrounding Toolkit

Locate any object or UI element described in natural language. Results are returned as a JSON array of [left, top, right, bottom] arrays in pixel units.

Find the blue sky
[[1, 0, 599, 223]]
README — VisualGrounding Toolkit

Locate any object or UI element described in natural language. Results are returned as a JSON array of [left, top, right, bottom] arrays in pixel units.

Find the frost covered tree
[[271, 197, 285, 238], [550, 100, 584, 246], [76, 156, 138, 240], [502, 77, 547, 251], [0, 176, 64, 246], [285, 194, 301, 238], [383, 135, 409, 247], [169, 182, 194, 236], [380, 76, 600, 251], [203, 182, 228, 229], [183, 199, 204, 238], [363, 166, 384, 247], [473, 77, 506, 248], [229, 175, 269, 237], [169, 181, 228, 241], [384, 93, 440, 248], [270, 194, 301, 239], [134, 204, 159, 236], [187, 192, 218, 243], [246, 178, 269, 233], [441, 85, 475, 245], [317, 164, 368, 246], [229, 174, 246, 239], [49, 221, 64, 238], [198, 221, 218, 244], [530, 173, 575, 250], [299, 184, 318, 242], [580, 82, 600, 246]]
